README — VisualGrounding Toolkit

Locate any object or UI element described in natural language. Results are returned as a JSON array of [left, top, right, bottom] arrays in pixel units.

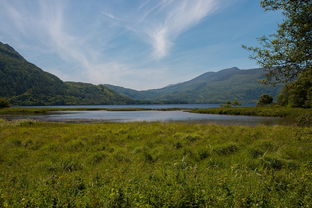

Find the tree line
[[244, 0, 311, 107]]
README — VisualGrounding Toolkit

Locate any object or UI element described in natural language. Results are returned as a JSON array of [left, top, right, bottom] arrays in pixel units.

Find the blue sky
[[0, 0, 283, 90]]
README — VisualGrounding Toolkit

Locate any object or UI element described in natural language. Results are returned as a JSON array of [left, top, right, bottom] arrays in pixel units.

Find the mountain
[[105, 67, 282, 104], [1, 41, 282, 105], [0, 42, 133, 105]]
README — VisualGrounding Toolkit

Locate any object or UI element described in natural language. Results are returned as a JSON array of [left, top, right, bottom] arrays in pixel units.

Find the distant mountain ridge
[[105, 67, 282, 104], [0, 41, 281, 105], [0, 42, 133, 105]]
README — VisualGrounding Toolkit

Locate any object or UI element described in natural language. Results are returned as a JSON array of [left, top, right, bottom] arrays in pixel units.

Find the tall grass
[[189, 106, 312, 126], [0, 121, 311, 207]]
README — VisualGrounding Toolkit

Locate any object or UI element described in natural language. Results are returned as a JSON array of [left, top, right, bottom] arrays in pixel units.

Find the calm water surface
[[3, 110, 282, 126], [17, 104, 254, 109]]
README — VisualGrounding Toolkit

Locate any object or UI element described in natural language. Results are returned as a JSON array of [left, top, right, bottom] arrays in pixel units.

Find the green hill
[[0, 42, 133, 105], [105, 67, 282, 104], [1, 41, 282, 105]]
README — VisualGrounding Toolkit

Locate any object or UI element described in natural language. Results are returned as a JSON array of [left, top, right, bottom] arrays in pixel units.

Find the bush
[[277, 70, 312, 108], [220, 100, 241, 107], [257, 94, 273, 106], [0, 98, 9, 108], [232, 100, 241, 106]]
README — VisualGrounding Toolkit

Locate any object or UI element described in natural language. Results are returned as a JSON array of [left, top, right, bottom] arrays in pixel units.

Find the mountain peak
[[0, 42, 24, 60], [219, 67, 240, 72]]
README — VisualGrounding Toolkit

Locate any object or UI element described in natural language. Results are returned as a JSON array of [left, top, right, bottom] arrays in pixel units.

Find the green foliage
[[243, 0, 312, 84], [0, 42, 134, 106], [0, 98, 9, 108], [220, 103, 232, 108], [189, 106, 312, 126], [220, 100, 242, 107], [106, 67, 282, 104], [243, 0, 312, 108], [0, 41, 282, 105], [232, 100, 241, 106], [0, 121, 311, 207], [278, 69, 312, 107], [214, 143, 239, 156], [257, 94, 273, 106]]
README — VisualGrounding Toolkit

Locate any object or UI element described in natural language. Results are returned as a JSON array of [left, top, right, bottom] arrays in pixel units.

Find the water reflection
[[2, 110, 282, 126], [17, 103, 255, 109]]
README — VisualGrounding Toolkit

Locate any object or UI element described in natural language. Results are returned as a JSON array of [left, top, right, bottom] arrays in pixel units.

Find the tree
[[0, 98, 9, 108], [232, 100, 241, 106], [257, 94, 273, 106], [243, 0, 312, 84], [278, 69, 312, 107]]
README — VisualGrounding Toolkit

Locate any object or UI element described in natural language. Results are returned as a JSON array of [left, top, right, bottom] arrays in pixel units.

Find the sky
[[0, 0, 283, 90]]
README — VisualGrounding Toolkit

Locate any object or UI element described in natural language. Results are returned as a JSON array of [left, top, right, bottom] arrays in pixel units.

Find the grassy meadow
[[188, 106, 312, 126], [0, 119, 312, 207], [188, 106, 312, 117]]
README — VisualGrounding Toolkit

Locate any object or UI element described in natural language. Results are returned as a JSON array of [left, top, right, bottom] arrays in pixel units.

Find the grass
[[1, 106, 311, 127], [0, 120, 312, 207], [0, 107, 184, 115], [188, 106, 310, 117], [1, 105, 310, 116], [188, 106, 312, 126]]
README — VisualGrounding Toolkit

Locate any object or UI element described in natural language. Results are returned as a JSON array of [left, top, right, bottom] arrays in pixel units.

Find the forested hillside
[[0, 42, 133, 105], [1, 42, 282, 105], [105, 67, 281, 104]]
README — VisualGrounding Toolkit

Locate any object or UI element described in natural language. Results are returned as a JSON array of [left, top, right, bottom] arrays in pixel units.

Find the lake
[[3, 110, 282, 126], [17, 103, 254, 109]]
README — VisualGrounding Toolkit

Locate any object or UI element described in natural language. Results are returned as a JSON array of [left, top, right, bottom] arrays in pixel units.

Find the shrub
[[220, 103, 232, 108], [0, 98, 9, 108], [232, 100, 241, 106], [257, 94, 273, 106], [278, 70, 312, 108]]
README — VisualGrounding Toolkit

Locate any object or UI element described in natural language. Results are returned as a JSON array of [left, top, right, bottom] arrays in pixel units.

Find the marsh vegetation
[[0, 120, 311, 207]]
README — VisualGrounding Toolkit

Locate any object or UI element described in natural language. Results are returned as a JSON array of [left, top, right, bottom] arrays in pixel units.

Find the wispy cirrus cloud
[[0, 0, 222, 89], [0, 0, 133, 85], [104, 0, 220, 58], [145, 0, 219, 58]]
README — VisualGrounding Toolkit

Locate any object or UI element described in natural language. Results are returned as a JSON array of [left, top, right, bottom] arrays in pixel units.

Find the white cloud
[[102, 0, 220, 58], [150, 28, 170, 58], [1, 1, 126, 85], [0, 0, 221, 89], [134, 0, 219, 58], [151, 0, 219, 58]]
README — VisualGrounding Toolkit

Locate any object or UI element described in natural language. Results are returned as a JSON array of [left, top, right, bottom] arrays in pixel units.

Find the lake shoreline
[[0, 106, 311, 126]]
